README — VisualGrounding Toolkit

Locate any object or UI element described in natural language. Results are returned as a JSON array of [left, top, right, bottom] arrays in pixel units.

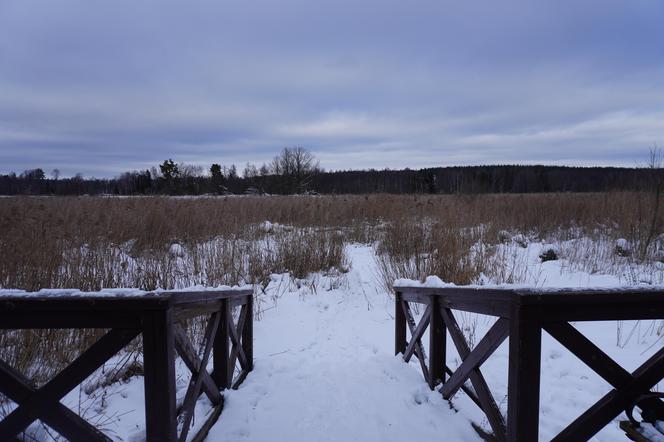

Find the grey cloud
[[0, 0, 663, 177]]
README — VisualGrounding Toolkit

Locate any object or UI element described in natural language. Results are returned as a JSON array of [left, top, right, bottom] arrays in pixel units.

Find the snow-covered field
[[3, 240, 664, 441]]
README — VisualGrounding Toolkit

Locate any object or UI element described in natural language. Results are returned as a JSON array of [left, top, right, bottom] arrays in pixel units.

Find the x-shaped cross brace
[[439, 308, 508, 441], [544, 322, 664, 440], [0, 328, 139, 441], [227, 303, 251, 390], [400, 301, 431, 383], [399, 302, 508, 440], [174, 313, 222, 442]]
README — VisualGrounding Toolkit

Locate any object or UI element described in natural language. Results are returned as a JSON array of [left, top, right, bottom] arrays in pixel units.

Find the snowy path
[[201, 244, 662, 442], [207, 245, 481, 441]]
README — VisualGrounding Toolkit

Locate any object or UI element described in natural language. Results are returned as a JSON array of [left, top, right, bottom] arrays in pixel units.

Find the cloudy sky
[[1, 0, 663, 177]]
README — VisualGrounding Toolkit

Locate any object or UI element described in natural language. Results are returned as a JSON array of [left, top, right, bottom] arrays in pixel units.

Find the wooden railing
[[394, 285, 664, 441], [0, 288, 254, 442]]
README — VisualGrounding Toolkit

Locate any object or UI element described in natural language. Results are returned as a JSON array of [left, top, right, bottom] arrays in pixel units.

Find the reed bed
[[0, 192, 661, 405]]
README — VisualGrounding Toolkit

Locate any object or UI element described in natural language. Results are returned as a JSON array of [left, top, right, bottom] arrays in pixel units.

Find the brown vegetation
[[0, 192, 661, 397]]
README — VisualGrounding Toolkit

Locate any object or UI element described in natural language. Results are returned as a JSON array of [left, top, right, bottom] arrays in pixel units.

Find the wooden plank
[[507, 305, 541, 442], [396, 287, 517, 317], [142, 309, 177, 442], [169, 290, 253, 306], [190, 400, 224, 442], [213, 298, 231, 389], [232, 370, 250, 390], [401, 291, 432, 305], [403, 304, 431, 363], [0, 311, 143, 329], [444, 365, 483, 410], [242, 294, 254, 372], [230, 296, 251, 308], [395, 291, 407, 356], [0, 296, 170, 314], [174, 302, 224, 322], [401, 300, 430, 384], [429, 296, 446, 387], [441, 308, 507, 441], [539, 303, 664, 322], [441, 318, 509, 399], [172, 293, 250, 321], [514, 288, 664, 304]]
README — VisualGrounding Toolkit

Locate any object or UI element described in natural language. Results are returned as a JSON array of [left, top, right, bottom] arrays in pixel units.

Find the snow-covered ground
[[207, 244, 664, 442], [4, 242, 664, 441]]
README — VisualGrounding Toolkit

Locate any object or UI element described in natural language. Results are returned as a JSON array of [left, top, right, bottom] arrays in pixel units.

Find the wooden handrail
[[0, 288, 254, 442], [394, 285, 664, 441]]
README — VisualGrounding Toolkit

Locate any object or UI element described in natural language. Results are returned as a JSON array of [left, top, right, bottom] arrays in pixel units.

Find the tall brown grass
[[1, 192, 659, 290], [0, 192, 661, 410]]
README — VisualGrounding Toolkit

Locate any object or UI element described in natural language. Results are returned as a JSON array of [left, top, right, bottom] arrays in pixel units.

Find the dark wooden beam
[[403, 304, 431, 363], [242, 294, 254, 372], [441, 308, 507, 441], [142, 309, 177, 442], [395, 291, 407, 356], [213, 298, 231, 390], [401, 300, 430, 384], [441, 318, 509, 399], [429, 296, 446, 387], [506, 305, 541, 442]]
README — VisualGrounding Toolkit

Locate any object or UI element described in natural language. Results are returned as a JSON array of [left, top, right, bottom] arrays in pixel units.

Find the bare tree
[[271, 147, 319, 193], [179, 163, 204, 178]]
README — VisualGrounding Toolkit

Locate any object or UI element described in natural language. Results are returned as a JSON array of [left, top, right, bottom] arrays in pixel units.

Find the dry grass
[[1, 192, 659, 290], [0, 191, 661, 409]]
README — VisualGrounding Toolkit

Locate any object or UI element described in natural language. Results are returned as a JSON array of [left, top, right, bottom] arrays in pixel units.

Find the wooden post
[[243, 295, 254, 372], [395, 291, 407, 356], [213, 298, 231, 389], [429, 296, 445, 387], [507, 304, 541, 442], [142, 309, 177, 442]]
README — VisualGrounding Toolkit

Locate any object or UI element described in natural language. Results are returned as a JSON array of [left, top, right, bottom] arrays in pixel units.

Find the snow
[[204, 245, 664, 441], [0, 285, 252, 298], [394, 276, 664, 292], [8, 243, 664, 441], [0, 288, 149, 297], [207, 245, 478, 442]]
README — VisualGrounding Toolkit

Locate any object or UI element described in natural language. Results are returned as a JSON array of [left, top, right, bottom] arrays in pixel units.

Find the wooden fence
[[0, 288, 254, 442], [394, 285, 664, 441]]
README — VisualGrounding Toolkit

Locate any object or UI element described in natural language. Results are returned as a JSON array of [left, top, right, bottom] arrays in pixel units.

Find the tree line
[[1, 148, 662, 195]]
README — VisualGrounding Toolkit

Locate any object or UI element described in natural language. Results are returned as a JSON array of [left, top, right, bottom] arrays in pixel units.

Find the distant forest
[[1, 148, 662, 195], [2, 166, 660, 196]]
